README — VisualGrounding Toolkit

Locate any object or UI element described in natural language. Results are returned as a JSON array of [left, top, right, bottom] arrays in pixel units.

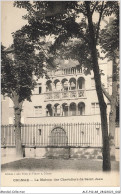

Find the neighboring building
[[1, 59, 111, 125]]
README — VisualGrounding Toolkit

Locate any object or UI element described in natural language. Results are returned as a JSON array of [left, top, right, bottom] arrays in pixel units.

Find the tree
[[99, 14, 119, 160], [13, 1, 119, 170], [1, 31, 46, 157]]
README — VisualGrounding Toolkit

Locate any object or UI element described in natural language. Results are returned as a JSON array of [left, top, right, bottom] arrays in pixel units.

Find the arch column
[[68, 82, 69, 91], [76, 78, 78, 90], [67, 105, 69, 116], [60, 105, 62, 116], [76, 80, 78, 98], [69, 81, 71, 90], [52, 105, 55, 116], [67, 104, 70, 116], [52, 82, 55, 91], [75, 67, 77, 74], [76, 104, 78, 116]]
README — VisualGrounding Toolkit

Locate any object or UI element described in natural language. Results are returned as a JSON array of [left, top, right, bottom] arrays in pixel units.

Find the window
[[39, 87, 42, 94], [95, 103, 100, 114], [34, 106, 42, 117], [91, 103, 100, 114], [91, 78, 95, 88], [91, 103, 95, 114], [33, 84, 42, 94]]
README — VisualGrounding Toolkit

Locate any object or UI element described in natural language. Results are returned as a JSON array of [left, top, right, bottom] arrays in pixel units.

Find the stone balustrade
[[45, 89, 85, 101], [48, 67, 82, 76]]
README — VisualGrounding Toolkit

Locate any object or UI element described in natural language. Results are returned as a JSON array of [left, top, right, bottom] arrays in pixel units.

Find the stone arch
[[61, 78, 68, 91], [53, 79, 61, 91], [77, 77, 85, 89], [54, 103, 61, 116], [62, 103, 68, 116], [69, 102, 76, 116], [50, 127, 67, 146], [46, 104, 53, 116], [46, 80, 52, 92], [69, 77, 76, 90], [78, 102, 85, 115]]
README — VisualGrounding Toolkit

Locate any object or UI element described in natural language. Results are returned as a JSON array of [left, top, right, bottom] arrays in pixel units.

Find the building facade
[[1, 60, 110, 125], [2, 59, 120, 160]]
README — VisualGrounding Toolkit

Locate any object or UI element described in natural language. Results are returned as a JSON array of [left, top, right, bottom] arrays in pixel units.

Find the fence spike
[[0, 122, 105, 148]]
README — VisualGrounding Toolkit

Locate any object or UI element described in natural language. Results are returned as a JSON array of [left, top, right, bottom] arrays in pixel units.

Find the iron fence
[[1, 123, 120, 148]]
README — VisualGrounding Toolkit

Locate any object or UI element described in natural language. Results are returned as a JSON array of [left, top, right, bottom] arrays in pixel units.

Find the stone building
[[1, 59, 110, 125], [1, 59, 120, 160]]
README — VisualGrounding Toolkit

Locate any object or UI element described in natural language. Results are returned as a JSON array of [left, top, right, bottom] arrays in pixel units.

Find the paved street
[[1, 158, 119, 171]]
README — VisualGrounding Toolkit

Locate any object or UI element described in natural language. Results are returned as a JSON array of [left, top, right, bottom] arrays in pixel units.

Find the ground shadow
[[1, 158, 119, 172]]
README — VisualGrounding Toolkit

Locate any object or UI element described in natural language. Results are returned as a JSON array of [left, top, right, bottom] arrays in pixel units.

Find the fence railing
[[1, 123, 120, 148]]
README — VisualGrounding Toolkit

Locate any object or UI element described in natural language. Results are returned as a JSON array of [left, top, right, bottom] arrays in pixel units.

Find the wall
[[25, 115, 102, 124], [1, 147, 120, 161], [1, 64, 111, 125]]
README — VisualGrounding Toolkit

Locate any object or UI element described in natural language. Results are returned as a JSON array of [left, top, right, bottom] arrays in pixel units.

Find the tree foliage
[[100, 16, 119, 61], [1, 31, 47, 102], [1, 27, 52, 157]]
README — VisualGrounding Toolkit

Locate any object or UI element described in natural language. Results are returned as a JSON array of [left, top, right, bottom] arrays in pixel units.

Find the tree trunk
[[109, 58, 117, 160], [85, 2, 111, 171], [13, 95, 23, 158], [101, 58, 118, 160], [109, 99, 116, 160], [100, 103, 111, 171]]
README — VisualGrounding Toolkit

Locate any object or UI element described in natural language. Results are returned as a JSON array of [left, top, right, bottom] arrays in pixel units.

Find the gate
[[48, 127, 69, 158], [1, 123, 120, 159], [1, 123, 103, 147], [49, 127, 67, 146]]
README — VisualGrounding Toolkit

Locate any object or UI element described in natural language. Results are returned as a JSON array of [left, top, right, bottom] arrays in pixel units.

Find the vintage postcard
[[1, 0, 120, 191]]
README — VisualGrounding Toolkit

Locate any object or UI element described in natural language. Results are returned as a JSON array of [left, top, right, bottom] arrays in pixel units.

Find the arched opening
[[54, 103, 61, 116], [62, 103, 68, 116], [61, 79, 69, 98], [50, 127, 67, 146], [77, 77, 85, 89], [54, 79, 61, 91], [46, 80, 52, 92], [62, 78, 68, 91], [69, 78, 76, 90], [70, 102, 76, 116], [46, 104, 53, 116], [78, 102, 85, 115]]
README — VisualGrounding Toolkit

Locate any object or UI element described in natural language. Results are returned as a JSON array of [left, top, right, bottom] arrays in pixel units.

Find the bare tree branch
[[95, 1, 104, 43], [91, 2, 99, 14]]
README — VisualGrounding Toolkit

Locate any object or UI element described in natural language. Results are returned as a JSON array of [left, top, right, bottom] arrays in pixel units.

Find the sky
[[1, 1, 112, 76], [1, 1, 111, 48], [1, 1, 108, 48], [1, 1, 28, 47]]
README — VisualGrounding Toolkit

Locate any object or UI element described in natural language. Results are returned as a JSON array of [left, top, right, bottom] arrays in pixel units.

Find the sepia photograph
[[1, 0, 120, 190]]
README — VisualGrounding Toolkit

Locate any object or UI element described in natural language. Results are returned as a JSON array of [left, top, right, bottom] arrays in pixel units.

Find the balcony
[[48, 66, 83, 77], [44, 89, 86, 101]]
